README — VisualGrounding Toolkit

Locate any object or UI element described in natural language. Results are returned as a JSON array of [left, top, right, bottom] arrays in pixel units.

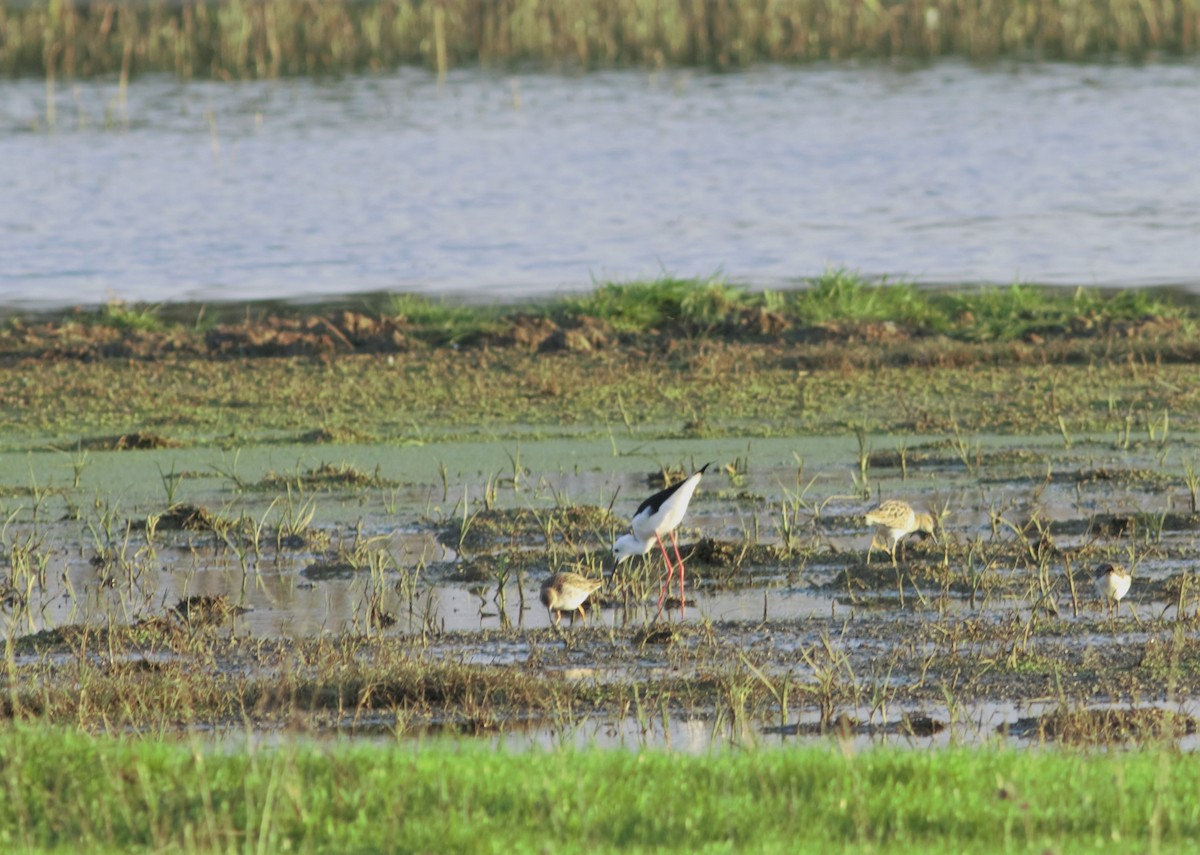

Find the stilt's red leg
[[670, 530, 685, 619], [655, 533, 677, 618]]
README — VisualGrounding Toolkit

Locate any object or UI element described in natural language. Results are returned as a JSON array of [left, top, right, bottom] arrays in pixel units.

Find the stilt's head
[[612, 533, 653, 564]]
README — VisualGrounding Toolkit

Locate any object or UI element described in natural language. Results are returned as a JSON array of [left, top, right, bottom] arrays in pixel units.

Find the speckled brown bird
[[865, 499, 936, 564], [540, 572, 603, 626]]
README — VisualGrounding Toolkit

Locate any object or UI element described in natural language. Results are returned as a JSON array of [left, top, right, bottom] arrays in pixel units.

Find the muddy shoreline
[[3, 292, 1200, 748]]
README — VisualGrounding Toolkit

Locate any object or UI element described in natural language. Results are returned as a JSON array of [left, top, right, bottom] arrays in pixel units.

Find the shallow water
[[2, 61, 1200, 310], [5, 430, 1200, 749], [2, 431, 1195, 637]]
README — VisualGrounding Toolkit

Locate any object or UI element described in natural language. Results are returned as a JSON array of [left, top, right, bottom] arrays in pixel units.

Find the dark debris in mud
[[298, 425, 373, 445], [1002, 707, 1198, 744], [256, 462, 395, 492], [765, 712, 947, 739], [302, 560, 358, 581], [150, 503, 223, 532], [644, 467, 689, 489], [689, 537, 787, 569], [81, 431, 181, 451], [173, 594, 246, 626], [449, 552, 557, 584]]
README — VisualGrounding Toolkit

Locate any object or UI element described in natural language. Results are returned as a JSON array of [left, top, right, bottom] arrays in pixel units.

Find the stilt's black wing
[[633, 462, 710, 517]]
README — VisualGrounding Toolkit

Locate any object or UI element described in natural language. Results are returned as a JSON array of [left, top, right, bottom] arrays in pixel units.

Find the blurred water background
[[2, 60, 1198, 310]]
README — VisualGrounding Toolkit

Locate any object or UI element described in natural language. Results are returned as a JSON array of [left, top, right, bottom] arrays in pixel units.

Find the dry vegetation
[[4, 0, 1198, 81]]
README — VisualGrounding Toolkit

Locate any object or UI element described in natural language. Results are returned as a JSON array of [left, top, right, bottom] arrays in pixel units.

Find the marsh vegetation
[[5, 0, 1199, 80], [4, 277, 1200, 849], [2, 278, 1200, 751]]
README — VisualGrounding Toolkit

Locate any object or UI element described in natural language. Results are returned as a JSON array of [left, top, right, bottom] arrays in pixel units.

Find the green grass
[[23, 273, 1195, 345], [585, 271, 1194, 341], [5, 0, 1198, 79], [86, 301, 166, 333], [3, 274, 1199, 448], [789, 270, 951, 329], [781, 272, 1191, 339], [384, 293, 505, 344], [943, 283, 1183, 343], [1, 724, 1199, 853], [565, 275, 754, 333]]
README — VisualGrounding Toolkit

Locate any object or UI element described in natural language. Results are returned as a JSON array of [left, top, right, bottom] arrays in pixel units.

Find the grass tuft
[[791, 269, 947, 329], [565, 275, 750, 333], [386, 293, 504, 344]]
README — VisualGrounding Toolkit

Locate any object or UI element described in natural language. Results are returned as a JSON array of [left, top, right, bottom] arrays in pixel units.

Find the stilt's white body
[[1094, 564, 1131, 603], [613, 466, 708, 565], [631, 469, 705, 541]]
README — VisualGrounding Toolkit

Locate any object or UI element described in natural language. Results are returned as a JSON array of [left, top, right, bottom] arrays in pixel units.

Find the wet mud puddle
[[4, 432, 1200, 749]]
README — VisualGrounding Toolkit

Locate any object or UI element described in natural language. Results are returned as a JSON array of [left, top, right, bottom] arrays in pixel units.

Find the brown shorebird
[[865, 499, 936, 565], [540, 572, 603, 626], [1093, 563, 1132, 617]]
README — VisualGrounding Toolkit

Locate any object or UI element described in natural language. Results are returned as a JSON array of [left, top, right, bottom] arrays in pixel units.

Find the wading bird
[[613, 463, 709, 618], [865, 499, 936, 565], [540, 572, 603, 627], [1093, 563, 1132, 617]]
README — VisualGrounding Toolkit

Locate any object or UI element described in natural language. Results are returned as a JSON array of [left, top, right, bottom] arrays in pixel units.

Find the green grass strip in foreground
[[1, 726, 1199, 853]]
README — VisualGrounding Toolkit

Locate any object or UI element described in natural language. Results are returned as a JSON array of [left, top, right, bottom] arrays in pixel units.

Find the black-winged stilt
[[613, 463, 709, 618], [1093, 563, 1131, 617]]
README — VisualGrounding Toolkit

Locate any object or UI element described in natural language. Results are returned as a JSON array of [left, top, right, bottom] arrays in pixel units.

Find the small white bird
[[1093, 563, 1132, 617], [613, 463, 709, 617], [865, 499, 936, 565]]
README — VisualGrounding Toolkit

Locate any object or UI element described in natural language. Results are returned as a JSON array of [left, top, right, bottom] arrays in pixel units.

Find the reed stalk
[[2, 0, 1197, 81]]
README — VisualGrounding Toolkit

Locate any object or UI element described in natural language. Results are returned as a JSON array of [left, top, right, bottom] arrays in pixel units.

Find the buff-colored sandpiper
[[864, 499, 936, 565], [540, 572, 603, 626]]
